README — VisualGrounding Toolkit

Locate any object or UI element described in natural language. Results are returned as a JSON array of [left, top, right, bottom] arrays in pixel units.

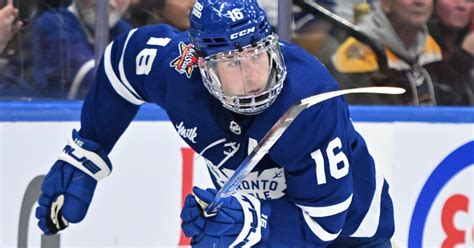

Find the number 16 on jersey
[[204, 86, 406, 217]]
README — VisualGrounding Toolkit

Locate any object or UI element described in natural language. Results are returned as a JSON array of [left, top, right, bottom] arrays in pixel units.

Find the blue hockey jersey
[[79, 24, 394, 246]]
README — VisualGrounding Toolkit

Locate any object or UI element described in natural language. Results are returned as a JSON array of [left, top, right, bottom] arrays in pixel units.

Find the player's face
[[197, 34, 286, 115], [214, 47, 270, 97]]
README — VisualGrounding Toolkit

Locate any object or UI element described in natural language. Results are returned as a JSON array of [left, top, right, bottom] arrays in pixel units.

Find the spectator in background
[[127, 0, 195, 31], [428, 0, 474, 105], [331, 0, 442, 105], [0, 0, 132, 99], [0, 0, 22, 54], [0, 0, 22, 96], [334, 0, 378, 23], [258, 0, 336, 57], [33, 0, 131, 99], [292, 0, 336, 57], [0, 0, 21, 54]]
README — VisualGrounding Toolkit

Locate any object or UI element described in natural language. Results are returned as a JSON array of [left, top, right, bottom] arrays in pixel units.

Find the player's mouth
[[248, 88, 263, 95]]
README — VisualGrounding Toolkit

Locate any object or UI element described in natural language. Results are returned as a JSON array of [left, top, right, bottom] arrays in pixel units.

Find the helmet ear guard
[[190, 0, 287, 115]]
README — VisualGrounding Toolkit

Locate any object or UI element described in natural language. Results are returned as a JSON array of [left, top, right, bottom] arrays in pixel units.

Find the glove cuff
[[230, 193, 271, 247], [57, 130, 112, 181]]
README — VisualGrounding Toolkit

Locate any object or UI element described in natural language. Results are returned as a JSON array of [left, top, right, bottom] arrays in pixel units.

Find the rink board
[[0, 102, 473, 248]]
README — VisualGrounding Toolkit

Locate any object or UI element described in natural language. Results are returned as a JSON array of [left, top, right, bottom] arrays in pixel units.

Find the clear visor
[[203, 44, 272, 97], [199, 35, 286, 115]]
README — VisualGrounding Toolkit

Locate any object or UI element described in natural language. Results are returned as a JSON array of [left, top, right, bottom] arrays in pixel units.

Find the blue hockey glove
[[180, 187, 271, 247], [35, 130, 112, 235]]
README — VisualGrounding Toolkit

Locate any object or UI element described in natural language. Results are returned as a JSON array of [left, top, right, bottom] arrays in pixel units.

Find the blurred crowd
[[0, 0, 472, 106]]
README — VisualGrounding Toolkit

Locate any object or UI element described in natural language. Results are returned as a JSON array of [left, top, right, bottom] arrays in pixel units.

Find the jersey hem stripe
[[301, 210, 341, 242], [296, 194, 353, 217]]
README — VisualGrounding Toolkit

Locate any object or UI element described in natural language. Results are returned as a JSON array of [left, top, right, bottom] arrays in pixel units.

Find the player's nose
[[241, 60, 259, 75]]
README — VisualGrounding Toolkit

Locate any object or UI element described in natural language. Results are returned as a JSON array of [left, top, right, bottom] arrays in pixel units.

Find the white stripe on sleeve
[[301, 210, 341, 242], [104, 40, 145, 105], [118, 28, 144, 101], [296, 195, 352, 242], [296, 194, 353, 217], [350, 163, 384, 237]]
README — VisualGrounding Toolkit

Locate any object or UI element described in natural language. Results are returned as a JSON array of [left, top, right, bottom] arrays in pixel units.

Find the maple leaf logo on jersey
[[170, 42, 199, 78]]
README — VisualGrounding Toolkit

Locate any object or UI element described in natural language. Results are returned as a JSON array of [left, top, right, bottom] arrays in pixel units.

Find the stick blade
[[301, 86, 406, 108], [355, 86, 406, 95]]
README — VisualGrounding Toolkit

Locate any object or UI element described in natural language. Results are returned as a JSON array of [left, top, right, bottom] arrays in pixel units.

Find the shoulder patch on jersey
[[170, 42, 199, 78]]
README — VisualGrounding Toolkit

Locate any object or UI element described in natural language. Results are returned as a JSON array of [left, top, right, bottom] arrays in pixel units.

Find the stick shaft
[[204, 86, 404, 216]]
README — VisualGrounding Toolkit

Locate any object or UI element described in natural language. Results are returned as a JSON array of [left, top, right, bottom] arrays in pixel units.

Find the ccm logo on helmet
[[230, 27, 256, 40]]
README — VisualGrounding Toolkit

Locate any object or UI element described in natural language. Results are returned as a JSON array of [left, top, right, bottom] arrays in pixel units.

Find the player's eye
[[251, 53, 262, 60], [226, 61, 240, 68]]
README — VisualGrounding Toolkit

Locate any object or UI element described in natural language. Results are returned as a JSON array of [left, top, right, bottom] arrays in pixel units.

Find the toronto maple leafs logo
[[170, 42, 199, 78]]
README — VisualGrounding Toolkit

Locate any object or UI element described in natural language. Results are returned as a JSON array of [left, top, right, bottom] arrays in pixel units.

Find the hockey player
[[35, 0, 394, 247]]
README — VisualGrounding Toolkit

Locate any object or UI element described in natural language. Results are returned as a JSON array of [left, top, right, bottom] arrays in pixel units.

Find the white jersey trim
[[119, 28, 144, 101], [301, 210, 341, 242], [104, 41, 145, 105], [350, 163, 383, 237], [296, 194, 353, 217]]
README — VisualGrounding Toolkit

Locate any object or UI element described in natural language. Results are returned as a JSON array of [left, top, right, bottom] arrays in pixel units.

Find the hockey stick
[[202, 86, 405, 216]]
